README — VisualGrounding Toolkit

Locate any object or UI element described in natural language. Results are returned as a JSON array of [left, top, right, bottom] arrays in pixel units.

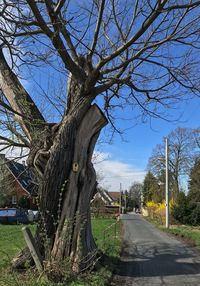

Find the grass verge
[[145, 216, 200, 250], [0, 218, 121, 286]]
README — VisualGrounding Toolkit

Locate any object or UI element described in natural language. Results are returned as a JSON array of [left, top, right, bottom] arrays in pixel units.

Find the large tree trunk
[[50, 104, 107, 272], [13, 101, 107, 278]]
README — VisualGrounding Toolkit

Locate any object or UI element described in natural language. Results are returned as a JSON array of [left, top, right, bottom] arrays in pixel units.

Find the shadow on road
[[114, 241, 200, 278], [111, 214, 200, 285], [120, 214, 141, 221]]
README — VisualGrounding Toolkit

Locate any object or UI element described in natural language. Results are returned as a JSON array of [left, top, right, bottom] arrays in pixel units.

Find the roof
[[98, 189, 113, 204], [107, 192, 121, 201], [91, 188, 111, 205], [0, 154, 35, 196]]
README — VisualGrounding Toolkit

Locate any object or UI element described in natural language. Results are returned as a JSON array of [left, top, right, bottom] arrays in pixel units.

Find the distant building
[[91, 188, 121, 207], [107, 192, 121, 206], [91, 188, 121, 216], [91, 188, 113, 207], [0, 154, 37, 209]]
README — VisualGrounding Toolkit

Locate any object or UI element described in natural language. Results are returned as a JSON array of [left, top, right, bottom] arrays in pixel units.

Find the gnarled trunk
[[50, 104, 107, 271], [13, 102, 107, 277]]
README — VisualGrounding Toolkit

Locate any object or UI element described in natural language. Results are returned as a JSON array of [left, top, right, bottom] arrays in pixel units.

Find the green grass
[[146, 216, 200, 250], [0, 218, 121, 286], [167, 225, 200, 248], [0, 224, 36, 270], [67, 218, 120, 286], [92, 218, 120, 251]]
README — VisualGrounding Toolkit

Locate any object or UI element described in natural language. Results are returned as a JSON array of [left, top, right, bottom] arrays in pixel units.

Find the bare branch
[[54, 0, 66, 15], [96, 0, 168, 70], [27, 0, 84, 80], [163, 1, 200, 11], [89, 0, 105, 59], [0, 135, 28, 148], [0, 49, 46, 139]]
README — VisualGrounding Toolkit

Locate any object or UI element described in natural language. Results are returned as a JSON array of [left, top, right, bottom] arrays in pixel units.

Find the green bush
[[18, 196, 30, 209], [172, 192, 200, 226], [171, 192, 189, 224], [187, 204, 200, 226]]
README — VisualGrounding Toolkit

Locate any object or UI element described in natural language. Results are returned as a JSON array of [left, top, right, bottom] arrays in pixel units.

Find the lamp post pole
[[119, 183, 122, 214], [124, 190, 127, 210], [165, 137, 169, 228]]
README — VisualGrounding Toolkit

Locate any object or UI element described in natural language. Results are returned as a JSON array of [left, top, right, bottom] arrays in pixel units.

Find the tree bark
[[0, 49, 46, 140], [13, 103, 107, 277], [51, 104, 107, 272]]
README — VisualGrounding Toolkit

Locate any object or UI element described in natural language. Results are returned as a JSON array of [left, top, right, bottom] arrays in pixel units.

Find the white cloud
[[93, 152, 146, 192], [0, 149, 146, 190], [1, 146, 29, 163], [92, 151, 111, 163]]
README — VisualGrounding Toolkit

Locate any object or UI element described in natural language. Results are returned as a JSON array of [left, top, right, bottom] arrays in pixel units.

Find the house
[[92, 189, 122, 207], [91, 188, 121, 216], [107, 192, 121, 206], [91, 188, 113, 207], [0, 154, 37, 209]]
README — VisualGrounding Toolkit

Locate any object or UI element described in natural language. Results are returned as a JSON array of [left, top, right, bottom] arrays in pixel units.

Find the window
[[12, 195, 17, 205]]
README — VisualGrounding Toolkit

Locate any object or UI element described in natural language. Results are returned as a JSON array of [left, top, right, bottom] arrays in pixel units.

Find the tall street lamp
[[165, 137, 169, 228]]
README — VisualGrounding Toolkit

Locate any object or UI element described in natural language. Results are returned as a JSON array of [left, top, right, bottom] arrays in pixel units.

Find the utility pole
[[124, 190, 127, 210], [165, 137, 169, 228], [119, 183, 122, 214], [141, 190, 144, 209]]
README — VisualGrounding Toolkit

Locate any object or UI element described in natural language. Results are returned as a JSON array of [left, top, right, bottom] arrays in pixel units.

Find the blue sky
[[95, 95, 200, 192], [2, 1, 200, 193], [3, 53, 200, 193], [17, 72, 200, 192]]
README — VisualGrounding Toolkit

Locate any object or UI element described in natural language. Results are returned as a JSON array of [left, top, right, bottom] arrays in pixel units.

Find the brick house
[[0, 154, 37, 209]]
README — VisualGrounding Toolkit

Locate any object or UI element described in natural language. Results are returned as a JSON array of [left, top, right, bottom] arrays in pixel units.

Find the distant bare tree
[[193, 128, 200, 149], [0, 0, 200, 276], [148, 127, 199, 195], [129, 181, 143, 209]]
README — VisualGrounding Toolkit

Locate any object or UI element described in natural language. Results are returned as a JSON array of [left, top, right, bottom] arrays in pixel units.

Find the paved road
[[111, 214, 200, 286]]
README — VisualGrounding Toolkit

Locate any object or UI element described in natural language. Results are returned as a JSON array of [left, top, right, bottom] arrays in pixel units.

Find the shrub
[[18, 196, 30, 209], [146, 201, 167, 225], [171, 192, 189, 224], [171, 192, 200, 225], [187, 204, 200, 226]]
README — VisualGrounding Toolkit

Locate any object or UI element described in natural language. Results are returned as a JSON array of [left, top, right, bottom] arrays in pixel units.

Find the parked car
[[32, 210, 39, 222], [27, 210, 39, 222], [0, 208, 29, 224], [27, 209, 34, 222]]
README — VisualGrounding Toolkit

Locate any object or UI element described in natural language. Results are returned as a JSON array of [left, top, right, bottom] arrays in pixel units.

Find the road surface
[[111, 214, 200, 286]]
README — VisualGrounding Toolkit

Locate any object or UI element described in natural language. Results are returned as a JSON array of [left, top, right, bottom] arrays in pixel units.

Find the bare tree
[[193, 128, 200, 149], [148, 127, 199, 195], [128, 181, 143, 209], [0, 0, 200, 276]]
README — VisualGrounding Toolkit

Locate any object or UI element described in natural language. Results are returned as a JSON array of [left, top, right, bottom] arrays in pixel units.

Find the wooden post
[[103, 229, 106, 248], [115, 222, 117, 238], [22, 226, 43, 274]]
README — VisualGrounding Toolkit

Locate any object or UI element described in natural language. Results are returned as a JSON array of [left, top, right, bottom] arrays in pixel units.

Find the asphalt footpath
[[111, 213, 200, 286]]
